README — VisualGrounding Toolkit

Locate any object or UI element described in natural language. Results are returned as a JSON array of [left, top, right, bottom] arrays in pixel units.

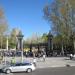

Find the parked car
[[2, 62, 36, 74]]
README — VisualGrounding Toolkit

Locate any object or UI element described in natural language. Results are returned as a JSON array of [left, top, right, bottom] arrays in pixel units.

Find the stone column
[[48, 31, 53, 51], [16, 31, 24, 62]]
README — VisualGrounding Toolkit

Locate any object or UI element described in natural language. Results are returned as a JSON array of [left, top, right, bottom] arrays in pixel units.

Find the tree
[[9, 28, 20, 49], [43, 0, 75, 54], [25, 33, 41, 44], [41, 33, 48, 43], [0, 7, 8, 49], [25, 33, 48, 43]]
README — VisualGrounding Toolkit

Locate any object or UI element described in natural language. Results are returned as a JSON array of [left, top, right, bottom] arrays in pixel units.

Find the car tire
[[6, 69, 11, 74], [27, 68, 32, 73]]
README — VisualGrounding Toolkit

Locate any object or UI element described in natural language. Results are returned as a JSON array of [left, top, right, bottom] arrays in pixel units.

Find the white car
[[2, 62, 36, 74]]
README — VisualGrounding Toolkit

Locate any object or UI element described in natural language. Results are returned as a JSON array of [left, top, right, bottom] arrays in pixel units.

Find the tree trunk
[[73, 40, 75, 54], [0, 36, 3, 49]]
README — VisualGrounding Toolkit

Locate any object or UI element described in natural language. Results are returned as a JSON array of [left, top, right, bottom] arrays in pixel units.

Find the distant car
[[2, 62, 36, 74]]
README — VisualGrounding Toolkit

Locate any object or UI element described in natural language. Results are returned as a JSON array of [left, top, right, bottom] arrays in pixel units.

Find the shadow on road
[[64, 58, 70, 60]]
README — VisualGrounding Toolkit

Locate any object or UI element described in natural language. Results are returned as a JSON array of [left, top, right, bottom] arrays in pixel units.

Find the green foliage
[[0, 8, 8, 49], [9, 28, 20, 49], [41, 33, 48, 42]]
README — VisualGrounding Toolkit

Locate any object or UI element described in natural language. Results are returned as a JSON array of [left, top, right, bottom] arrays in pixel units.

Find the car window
[[22, 63, 31, 66], [15, 63, 21, 66]]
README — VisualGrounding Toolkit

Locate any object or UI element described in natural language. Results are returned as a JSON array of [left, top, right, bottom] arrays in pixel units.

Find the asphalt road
[[1, 67, 75, 75]]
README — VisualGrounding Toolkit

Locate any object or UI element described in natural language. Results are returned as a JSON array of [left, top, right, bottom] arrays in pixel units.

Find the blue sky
[[0, 0, 53, 39]]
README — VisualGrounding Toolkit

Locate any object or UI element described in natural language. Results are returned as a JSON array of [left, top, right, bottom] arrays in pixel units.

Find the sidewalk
[[0, 57, 75, 69], [25, 57, 75, 68], [36, 57, 75, 68]]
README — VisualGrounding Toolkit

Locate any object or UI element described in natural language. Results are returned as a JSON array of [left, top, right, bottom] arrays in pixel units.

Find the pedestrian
[[11, 57, 16, 65], [26, 52, 28, 57], [33, 57, 37, 67], [70, 54, 73, 60], [43, 54, 46, 62]]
